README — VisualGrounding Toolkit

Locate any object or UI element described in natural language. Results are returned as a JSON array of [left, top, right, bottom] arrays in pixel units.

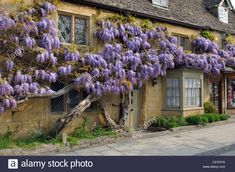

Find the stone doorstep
[[135, 117, 235, 140]]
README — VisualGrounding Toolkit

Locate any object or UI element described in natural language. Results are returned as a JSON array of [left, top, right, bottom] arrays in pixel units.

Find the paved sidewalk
[[57, 122, 235, 156]]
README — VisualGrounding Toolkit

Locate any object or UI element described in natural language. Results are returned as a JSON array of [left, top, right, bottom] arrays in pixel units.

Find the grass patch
[[15, 131, 62, 149], [0, 132, 16, 150], [0, 131, 62, 150], [68, 127, 118, 146], [0, 117, 118, 150]]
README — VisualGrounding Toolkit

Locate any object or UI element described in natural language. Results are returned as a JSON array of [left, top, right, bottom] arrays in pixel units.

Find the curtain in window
[[185, 78, 201, 107], [166, 78, 180, 108]]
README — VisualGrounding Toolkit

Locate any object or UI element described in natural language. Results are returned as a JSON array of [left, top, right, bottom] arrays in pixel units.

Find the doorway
[[129, 87, 142, 129], [210, 81, 222, 114]]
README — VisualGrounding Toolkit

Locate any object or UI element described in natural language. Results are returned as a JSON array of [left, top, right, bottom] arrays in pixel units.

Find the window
[[173, 34, 191, 50], [68, 89, 81, 111], [51, 82, 65, 112], [68, 89, 98, 112], [152, 0, 168, 7], [166, 78, 180, 108], [51, 82, 97, 113], [210, 83, 219, 107], [58, 13, 88, 45], [58, 15, 71, 43], [218, 6, 228, 24], [74, 18, 87, 45], [227, 79, 235, 108], [185, 78, 201, 107]]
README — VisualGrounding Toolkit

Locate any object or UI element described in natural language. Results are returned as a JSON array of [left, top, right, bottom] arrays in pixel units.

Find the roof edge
[[64, 0, 235, 35]]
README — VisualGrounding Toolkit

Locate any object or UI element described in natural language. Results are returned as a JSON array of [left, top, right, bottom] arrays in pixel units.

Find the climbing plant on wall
[[0, 1, 235, 137]]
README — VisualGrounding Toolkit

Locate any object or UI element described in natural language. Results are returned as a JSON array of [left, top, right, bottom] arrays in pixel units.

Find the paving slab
[[55, 120, 235, 156]]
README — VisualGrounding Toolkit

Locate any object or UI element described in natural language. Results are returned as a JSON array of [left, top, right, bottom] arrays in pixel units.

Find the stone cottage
[[0, 0, 235, 136]]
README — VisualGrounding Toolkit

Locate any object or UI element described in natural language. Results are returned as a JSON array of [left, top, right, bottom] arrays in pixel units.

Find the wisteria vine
[[0, 1, 235, 113]]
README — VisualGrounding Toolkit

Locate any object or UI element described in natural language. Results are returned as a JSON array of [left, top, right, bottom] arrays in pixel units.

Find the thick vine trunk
[[100, 102, 119, 129], [48, 94, 100, 138], [119, 92, 130, 126]]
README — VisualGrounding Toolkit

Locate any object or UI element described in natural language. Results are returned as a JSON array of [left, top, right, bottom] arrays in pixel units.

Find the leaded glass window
[[74, 18, 87, 45], [185, 78, 201, 107], [173, 34, 191, 50], [166, 78, 180, 108], [51, 82, 65, 112], [58, 15, 71, 43], [58, 14, 87, 45], [68, 89, 81, 111]]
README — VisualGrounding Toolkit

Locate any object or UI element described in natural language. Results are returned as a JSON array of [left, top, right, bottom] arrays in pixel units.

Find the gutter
[[65, 0, 235, 35]]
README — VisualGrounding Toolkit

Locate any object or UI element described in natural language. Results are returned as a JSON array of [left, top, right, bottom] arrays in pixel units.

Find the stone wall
[[0, 0, 230, 136]]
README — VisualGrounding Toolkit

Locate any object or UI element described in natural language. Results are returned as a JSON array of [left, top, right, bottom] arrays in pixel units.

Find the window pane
[[167, 89, 172, 97], [174, 35, 190, 50], [153, 0, 168, 7], [68, 89, 82, 111], [166, 78, 179, 108], [185, 78, 201, 107], [227, 80, 235, 108], [58, 15, 71, 43], [210, 83, 218, 107], [51, 82, 65, 112], [74, 18, 87, 45], [167, 79, 173, 87]]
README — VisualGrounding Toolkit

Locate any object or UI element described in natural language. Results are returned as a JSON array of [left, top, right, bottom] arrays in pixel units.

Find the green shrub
[[167, 121, 179, 128], [204, 113, 220, 123], [204, 113, 229, 123], [213, 114, 220, 122], [176, 116, 188, 126], [219, 114, 229, 121], [205, 113, 216, 123], [204, 102, 216, 113], [152, 117, 169, 128], [151, 116, 188, 129], [185, 115, 208, 126]]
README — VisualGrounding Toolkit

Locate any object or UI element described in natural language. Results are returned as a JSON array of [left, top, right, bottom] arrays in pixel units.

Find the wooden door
[[129, 87, 142, 129]]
